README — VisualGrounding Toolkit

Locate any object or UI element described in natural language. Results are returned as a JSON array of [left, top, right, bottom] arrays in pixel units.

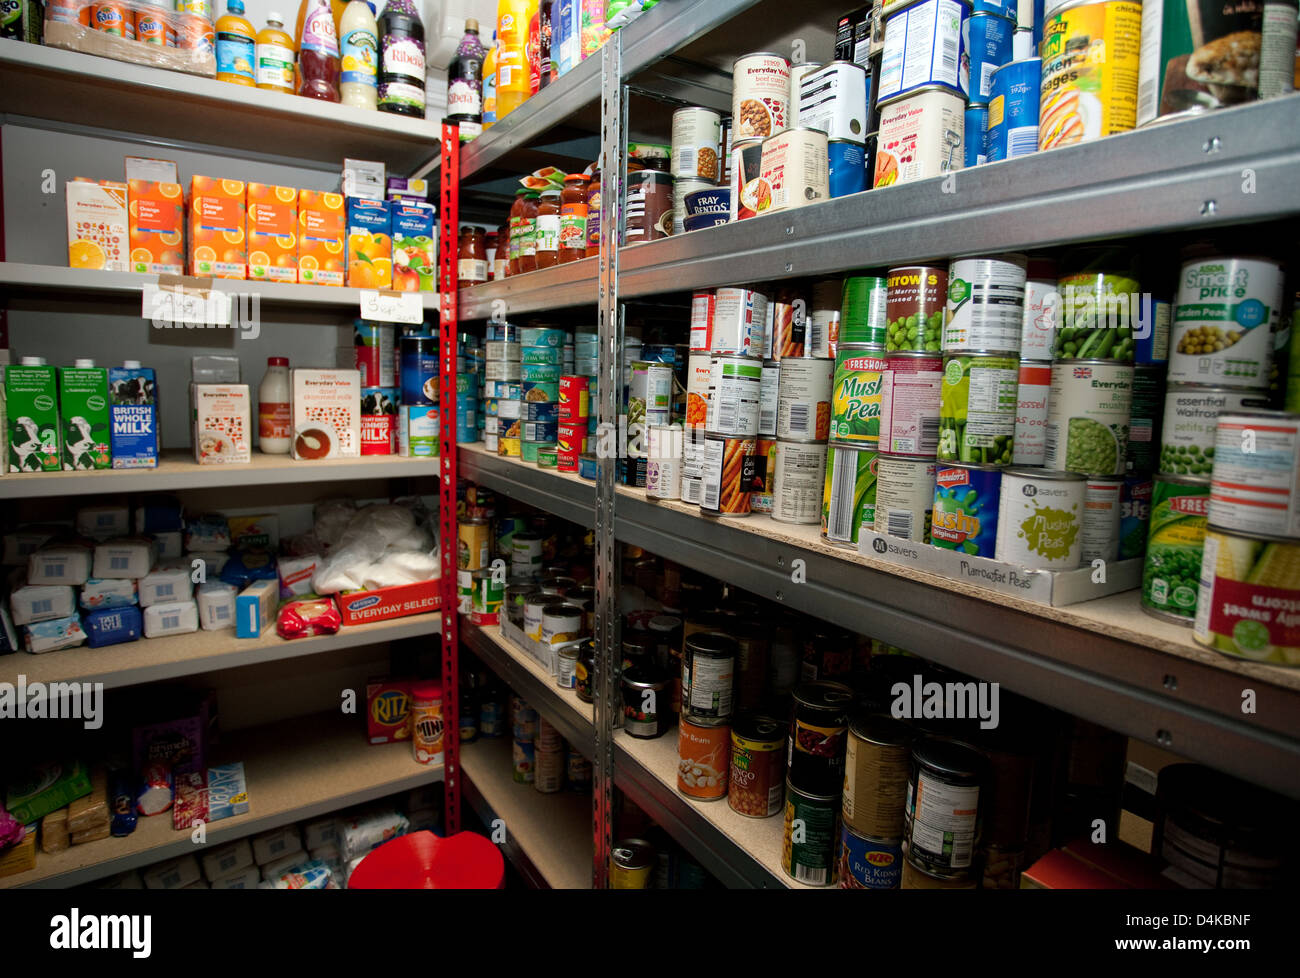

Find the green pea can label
[[841, 275, 890, 346], [1168, 257, 1283, 391], [1054, 270, 1142, 361], [1044, 359, 1133, 477], [831, 350, 887, 443], [939, 354, 1018, 464], [1158, 384, 1270, 478], [885, 265, 947, 352], [823, 443, 879, 546], [1141, 475, 1210, 623], [931, 462, 1002, 557]]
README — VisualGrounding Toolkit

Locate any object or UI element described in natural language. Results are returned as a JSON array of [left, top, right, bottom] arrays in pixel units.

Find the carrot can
[[700, 434, 758, 517], [677, 717, 731, 801]]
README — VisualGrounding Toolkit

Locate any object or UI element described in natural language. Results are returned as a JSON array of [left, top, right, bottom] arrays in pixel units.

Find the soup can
[[904, 738, 988, 878], [757, 127, 830, 214], [939, 353, 1019, 465], [886, 265, 948, 352], [879, 352, 943, 456], [729, 714, 787, 818], [1195, 528, 1300, 666], [622, 664, 672, 738], [797, 60, 869, 142], [994, 466, 1087, 568], [1043, 359, 1134, 477], [732, 52, 792, 141], [987, 57, 1042, 161], [932, 461, 1003, 556], [823, 442, 880, 545], [782, 780, 842, 886], [787, 680, 855, 795], [730, 138, 768, 220], [941, 254, 1029, 354], [843, 713, 913, 839], [678, 716, 731, 801], [707, 355, 763, 437], [1208, 410, 1300, 539], [700, 434, 758, 517], [711, 287, 769, 356], [841, 275, 890, 347], [878, 0, 971, 101], [1013, 360, 1053, 465], [772, 441, 828, 525], [776, 357, 834, 442], [840, 827, 905, 889], [1142, 474, 1211, 624], [873, 453, 938, 543]]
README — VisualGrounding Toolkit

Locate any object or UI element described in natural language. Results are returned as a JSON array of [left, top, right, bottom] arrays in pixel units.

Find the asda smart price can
[[1169, 256, 1284, 391]]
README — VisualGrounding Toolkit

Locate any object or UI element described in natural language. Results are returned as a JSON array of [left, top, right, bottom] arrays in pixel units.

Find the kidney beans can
[[874, 86, 966, 188], [678, 716, 731, 801], [712, 287, 769, 356], [939, 353, 1019, 464], [750, 437, 778, 513], [783, 781, 842, 886], [964, 102, 988, 167], [831, 349, 888, 444], [798, 60, 869, 142], [1044, 359, 1134, 476], [730, 138, 768, 220], [788, 680, 855, 796], [829, 139, 869, 197], [1083, 475, 1124, 562], [904, 739, 987, 878], [707, 355, 763, 437], [1169, 256, 1284, 391], [879, 0, 971, 101], [1209, 410, 1300, 539], [729, 714, 787, 818], [886, 265, 948, 352], [776, 358, 834, 441], [1012, 361, 1053, 465], [772, 441, 828, 525], [842, 275, 890, 347], [840, 828, 905, 890], [942, 254, 1029, 353], [1142, 474, 1211, 624], [757, 127, 830, 214], [1019, 258, 1061, 358], [700, 433, 758, 517], [879, 353, 943, 455], [1194, 528, 1300, 666], [1039, 1, 1143, 150], [622, 664, 671, 738], [824, 442, 880, 545], [932, 461, 1003, 556], [844, 713, 913, 839], [969, 12, 1015, 100], [732, 52, 792, 141], [874, 453, 938, 542]]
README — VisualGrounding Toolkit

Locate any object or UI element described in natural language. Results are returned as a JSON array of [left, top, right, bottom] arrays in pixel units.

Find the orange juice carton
[[189, 176, 247, 280], [390, 203, 436, 292], [246, 184, 299, 283], [297, 190, 346, 287], [66, 180, 129, 272], [127, 180, 185, 275], [346, 198, 392, 290]]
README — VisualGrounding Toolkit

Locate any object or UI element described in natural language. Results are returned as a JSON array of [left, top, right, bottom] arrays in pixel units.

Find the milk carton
[[58, 364, 111, 470], [109, 363, 159, 469], [6, 362, 61, 473]]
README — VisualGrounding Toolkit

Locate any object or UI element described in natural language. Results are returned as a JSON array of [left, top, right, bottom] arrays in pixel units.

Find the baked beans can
[[1012, 360, 1053, 465], [558, 375, 589, 421], [759, 362, 780, 436], [942, 255, 1029, 354], [707, 355, 763, 437], [968, 11, 1015, 101], [1039, 1, 1143, 150], [700, 434, 758, 516], [783, 780, 842, 886], [964, 102, 988, 167], [788, 680, 855, 795], [878, 352, 943, 455], [841, 275, 890, 347], [646, 423, 684, 500], [685, 355, 712, 428], [730, 138, 768, 220], [681, 426, 708, 504], [824, 442, 880, 545], [874, 85, 965, 187], [683, 631, 737, 721], [671, 107, 723, 181], [987, 57, 1042, 161], [1194, 528, 1300, 666], [457, 517, 490, 571], [750, 436, 778, 513], [610, 839, 656, 888], [840, 827, 905, 889], [831, 349, 888, 443], [904, 738, 988, 877], [798, 60, 869, 142], [729, 715, 786, 818], [994, 466, 1087, 568], [886, 265, 948, 352], [776, 357, 834, 441], [772, 441, 828, 525], [828, 138, 869, 197], [874, 453, 938, 542], [1169, 256, 1284, 391], [756, 127, 830, 214], [1208, 410, 1300, 539], [622, 664, 672, 738], [711, 287, 769, 356], [932, 461, 1003, 556], [732, 52, 792, 141], [939, 353, 1019, 464], [689, 291, 716, 351], [843, 713, 913, 839], [1142, 474, 1212, 624], [878, 0, 971, 101], [1044, 359, 1134, 476], [678, 716, 731, 801], [768, 287, 808, 361]]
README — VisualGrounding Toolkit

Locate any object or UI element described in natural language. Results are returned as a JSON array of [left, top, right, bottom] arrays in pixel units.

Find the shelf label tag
[[359, 290, 423, 324], [144, 283, 232, 327]]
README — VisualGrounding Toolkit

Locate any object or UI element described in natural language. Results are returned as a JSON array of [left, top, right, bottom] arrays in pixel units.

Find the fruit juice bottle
[[495, 0, 536, 120], [189, 176, 247, 280], [377, 0, 426, 118], [215, 0, 256, 86], [256, 12, 296, 92], [295, 0, 341, 101], [339, 0, 378, 109], [482, 30, 498, 128], [298, 189, 345, 286], [247, 184, 299, 283], [447, 18, 486, 141], [346, 197, 392, 289], [128, 180, 185, 275]]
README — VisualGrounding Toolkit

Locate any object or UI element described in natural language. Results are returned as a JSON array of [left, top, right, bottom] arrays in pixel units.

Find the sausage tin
[[939, 353, 1019, 464], [932, 461, 1003, 556], [878, 352, 943, 456], [1039, 1, 1143, 150], [1043, 358, 1134, 477], [874, 453, 937, 543], [823, 442, 880, 545], [768, 286, 808, 361], [942, 254, 1028, 354]]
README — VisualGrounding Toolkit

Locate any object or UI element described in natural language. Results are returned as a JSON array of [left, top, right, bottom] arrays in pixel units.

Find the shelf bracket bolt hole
[[1202, 136, 1221, 154], [1162, 674, 1178, 692], [1156, 729, 1173, 747], [1200, 200, 1217, 216]]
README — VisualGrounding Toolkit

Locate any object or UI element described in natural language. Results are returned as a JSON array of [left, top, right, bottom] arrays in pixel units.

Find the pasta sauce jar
[[559, 173, 589, 263], [457, 226, 488, 289]]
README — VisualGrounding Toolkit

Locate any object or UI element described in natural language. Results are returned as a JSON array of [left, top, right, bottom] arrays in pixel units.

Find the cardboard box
[[366, 677, 413, 744], [58, 365, 110, 470], [6, 364, 62, 473], [297, 190, 345, 286], [343, 159, 387, 201], [0, 827, 36, 878], [130, 692, 215, 776], [207, 761, 249, 820], [108, 364, 159, 469], [189, 176, 247, 280], [291, 369, 361, 459], [191, 384, 251, 464], [235, 579, 279, 638], [336, 579, 441, 626], [125, 157, 179, 184], [346, 197, 392, 289], [66, 179, 129, 272], [390, 203, 436, 292], [246, 183, 298, 283], [43, 18, 215, 78], [127, 180, 185, 275], [4, 760, 93, 824]]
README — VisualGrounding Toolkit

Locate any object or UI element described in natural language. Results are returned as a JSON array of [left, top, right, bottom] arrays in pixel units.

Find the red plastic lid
[[411, 681, 443, 701], [565, 173, 589, 181], [267, 356, 289, 366], [347, 831, 505, 889]]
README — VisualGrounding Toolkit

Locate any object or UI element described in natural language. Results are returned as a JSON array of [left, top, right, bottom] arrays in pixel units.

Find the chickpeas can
[[1208, 410, 1300, 539], [874, 454, 937, 543], [1194, 528, 1300, 666], [942, 255, 1029, 354], [729, 715, 787, 818], [1142, 474, 1211, 624], [1039, 1, 1143, 150], [939, 353, 1019, 464], [732, 52, 792, 141], [887, 265, 949, 353], [772, 441, 829, 525], [776, 357, 834, 441], [840, 828, 905, 889], [1083, 475, 1125, 562], [678, 717, 731, 801], [1044, 359, 1134, 477], [823, 442, 880, 546], [994, 467, 1086, 569], [879, 353, 943, 456], [831, 350, 888, 443], [843, 713, 913, 839], [932, 461, 1003, 556], [904, 738, 988, 877]]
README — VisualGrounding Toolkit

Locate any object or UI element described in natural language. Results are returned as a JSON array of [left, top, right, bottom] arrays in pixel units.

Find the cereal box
[[346, 197, 392, 289], [291, 369, 360, 459], [109, 364, 159, 469], [246, 183, 298, 283], [58, 365, 111, 471], [390, 203, 435, 292], [66, 180, 128, 272], [6, 364, 61, 473], [191, 384, 251, 464], [298, 190, 346, 286], [127, 180, 185, 275], [189, 175, 247, 280]]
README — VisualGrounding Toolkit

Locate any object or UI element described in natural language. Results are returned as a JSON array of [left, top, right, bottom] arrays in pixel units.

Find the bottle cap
[[123, 360, 142, 368], [74, 358, 96, 368], [228, 0, 244, 13], [267, 11, 282, 23], [268, 356, 289, 366], [20, 356, 45, 366], [466, 17, 478, 32]]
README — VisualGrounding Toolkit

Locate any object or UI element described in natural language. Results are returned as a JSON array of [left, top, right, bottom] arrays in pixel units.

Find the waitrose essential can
[[942, 254, 1029, 354], [1019, 258, 1061, 358], [712, 287, 769, 356], [878, 353, 943, 456], [840, 828, 905, 890], [733, 52, 793, 140], [772, 441, 828, 525], [1194, 528, 1300, 666], [783, 780, 842, 886], [1013, 361, 1053, 465], [874, 86, 966, 187], [700, 434, 758, 517], [1044, 359, 1134, 476], [843, 713, 913, 839], [986, 57, 1042, 160], [729, 715, 787, 818], [776, 358, 834, 441], [707, 355, 764, 437], [1039, 1, 1143, 150], [939, 353, 1019, 464], [1208, 410, 1300, 539], [879, 0, 971, 101], [1082, 475, 1124, 562], [824, 442, 880, 545], [993, 466, 1086, 568], [1168, 256, 1284, 391], [1158, 385, 1271, 478], [842, 275, 890, 347], [932, 461, 1003, 556], [757, 126, 830, 213], [831, 349, 888, 443], [1142, 474, 1212, 623], [887, 265, 949, 352], [968, 11, 1015, 100], [874, 454, 938, 543]]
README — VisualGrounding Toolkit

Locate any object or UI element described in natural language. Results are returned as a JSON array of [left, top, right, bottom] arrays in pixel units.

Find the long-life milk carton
[[6, 363, 62, 473], [59, 365, 111, 470], [109, 364, 159, 469]]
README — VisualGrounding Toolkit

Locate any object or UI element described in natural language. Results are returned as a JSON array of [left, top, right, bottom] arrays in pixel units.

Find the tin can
[[567, 749, 592, 791], [360, 387, 398, 456], [783, 780, 842, 886], [683, 631, 737, 721], [711, 287, 769, 356], [671, 106, 723, 181], [788, 62, 825, 127], [681, 427, 708, 504], [729, 714, 787, 818], [939, 353, 1019, 464], [1083, 475, 1124, 562], [610, 839, 655, 888], [579, 451, 598, 480], [457, 517, 490, 571], [844, 713, 913, 839], [1142, 474, 1212, 623], [905, 738, 987, 877], [523, 590, 558, 641], [768, 287, 809, 361], [646, 423, 684, 500], [522, 419, 558, 444], [485, 339, 521, 361], [828, 139, 869, 197], [968, 11, 1015, 101], [1019, 258, 1061, 359], [874, 85, 965, 188], [503, 584, 531, 629], [824, 442, 880, 545], [1039, 1, 1143, 150], [840, 828, 905, 890], [757, 127, 830, 214], [511, 739, 535, 783], [1056, 264, 1142, 362], [354, 321, 396, 388], [521, 326, 566, 348], [1169, 256, 1284, 391], [484, 432, 500, 453], [775, 358, 834, 441], [732, 52, 792, 140], [521, 381, 559, 405], [622, 664, 671, 738], [994, 466, 1086, 568], [399, 334, 438, 405], [456, 569, 473, 615], [707, 355, 763, 437], [470, 567, 504, 625], [700, 434, 758, 517], [534, 745, 564, 793], [690, 292, 716, 351], [788, 680, 854, 795], [1125, 363, 1164, 476], [798, 60, 869, 142], [684, 355, 712, 430], [629, 361, 674, 438], [750, 436, 778, 513], [809, 278, 842, 359], [555, 640, 582, 690], [1135, 299, 1171, 365], [879, 0, 971, 101], [1120, 475, 1153, 559], [730, 138, 768, 220], [932, 461, 1003, 556], [842, 275, 890, 347], [886, 265, 948, 353], [1044, 359, 1134, 476], [874, 453, 938, 542], [770, 441, 828, 525], [1195, 528, 1300, 666], [557, 422, 588, 456], [831, 349, 888, 444], [678, 716, 731, 801], [878, 353, 943, 456], [575, 641, 596, 703], [487, 359, 523, 382], [942, 254, 1028, 354], [1209, 410, 1300, 539], [1012, 361, 1053, 465], [673, 177, 718, 235], [1159, 385, 1276, 479], [964, 103, 989, 167], [987, 57, 1042, 160], [521, 345, 561, 365], [540, 603, 584, 648], [759, 362, 780, 437]]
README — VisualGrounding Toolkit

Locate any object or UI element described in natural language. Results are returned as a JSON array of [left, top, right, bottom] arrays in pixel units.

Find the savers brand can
[[1158, 384, 1272, 478], [1044, 359, 1134, 477], [823, 442, 880, 545], [1208, 410, 1300, 539], [776, 358, 834, 441], [1142, 474, 1211, 624], [1194, 528, 1300, 666], [1039, 1, 1143, 150], [874, 454, 937, 543], [939, 353, 1019, 464], [831, 350, 888, 443], [729, 714, 787, 818], [840, 828, 905, 890], [878, 353, 943, 456], [841, 275, 890, 346], [994, 466, 1086, 569], [772, 441, 828, 525], [886, 265, 948, 352], [932, 461, 1003, 556], [942, 254, 1029, 354], [783, 780, 842, 886]]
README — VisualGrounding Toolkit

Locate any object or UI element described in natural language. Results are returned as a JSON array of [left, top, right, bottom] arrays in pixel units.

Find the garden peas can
[[942, 254, 1029, 354], [1142, 474, 1211, 624], [932, 462, 1002, 556], [831, 350, 888, 443], [1054, 262, 1142, 361], [886, 265, 948, 352], [939, 353, 1019, 464], [1158, 384, 1271, 479], [994, 466, 1085, 569], [1044, 359, 1134, 477], [823, 442, 880, 546]]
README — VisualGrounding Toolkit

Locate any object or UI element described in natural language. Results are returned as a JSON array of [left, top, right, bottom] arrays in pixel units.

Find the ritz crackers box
[[297, 190, 346, 286], [346, 197, 392, 290], [366, 678, 413, 744], [189, 176, 246, 280], [246, 184, 298, 283], [127, 180, 185, 275]]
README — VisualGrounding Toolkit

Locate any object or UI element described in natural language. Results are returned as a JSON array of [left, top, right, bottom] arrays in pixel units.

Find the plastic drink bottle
[[295, 0, 341, 102], [496, 0, 537, 120], [482, 30, 498, 128], [215, 0, 256, 86], [377, 0, 426, 118], [256, 12, 296, 93], [448, 18, 486, 141], [339, 0, 378, 109]]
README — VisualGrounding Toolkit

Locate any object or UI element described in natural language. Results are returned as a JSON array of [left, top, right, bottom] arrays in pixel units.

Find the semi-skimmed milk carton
[[109, 363, 159, 469], [59, 363, 111, 470], [6, 362, 62, 473]]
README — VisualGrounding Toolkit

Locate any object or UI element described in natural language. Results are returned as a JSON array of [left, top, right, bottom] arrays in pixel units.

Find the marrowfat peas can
[[823, 442, 880, 545], [678, 716, 732, 801], [964, 102, 988, 168], [840, 828, 905, 889], [729, 714, 787, 818], [1039, 1, 1143, 150], [798, 60, 869, 142], [842, 275, 890, 347], [1142, 474, 1211, 624], [1208, 410, 1300, 539], [757, 127, 831, 214], [700, 434, 758, 516], [994, 466, 1086, 569], [904, 738, 988, 878], [879, 353, 943, 456], [1169, 256, 1284, 391], [829, 138, 869, 197], [783, 780, 842, 886], [886, 265, 948, 352], [968, 11, 1015, 101], [942, 254, 1029, 354], [831, 349, 888, 443], [1019, 258, 1061, 359], [843, 713, 913, 840], [1083, 475, 1125, 562], [647, 423, 684, 501], [1120, 475, 1153, 560], [707, 355, 764, 437], [874, 86, 966, 188], [671, 106, 723, 181], [732, 52, 792, 141], [874, 454, 937, 543], [879, 0, 971, 101], [776, 357, 834, 441], [1194, 528, 1300, 666], [772, 441, 828, 525], [712, 287, 770, 356], [939, 353, 1019, 464], [1013, 361, 1053, 465], [1158, 384, 1271, 478], [986, 57, 1042, 161], [932, 461, 1003, 556], [1044, 359, 1134, 477]]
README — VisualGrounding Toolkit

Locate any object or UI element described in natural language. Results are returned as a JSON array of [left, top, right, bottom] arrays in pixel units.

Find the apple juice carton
[[297, 190, 346, 286], [5, 363, 61, 473], [246, 184, 299, 283], [66, 180, 129, 272], [189, 176, 247, 280], [58, 365, 111, 471], [346, 197, 392, 290], [391, 203, 435, 292], [127, 180, 185, 275], [109, 364, 159, 469]]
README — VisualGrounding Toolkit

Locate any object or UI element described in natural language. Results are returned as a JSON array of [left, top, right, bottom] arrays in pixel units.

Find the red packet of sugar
[[173, 771, 209, 831]]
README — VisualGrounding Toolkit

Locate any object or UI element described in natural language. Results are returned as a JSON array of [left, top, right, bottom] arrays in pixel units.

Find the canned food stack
[[676, 631, 739, 804], [557, 374, 591, 472], [483, 320, 521, 456], [396, 326, 439, 458], [839, 713, 912, 889], [671, 107, 729, 234], [456, 331, 482, 445], [964, 0, 1039, 166], [519, 325, 566, 468], [625, 349, 673, 489], [782, 680, 854, 886]]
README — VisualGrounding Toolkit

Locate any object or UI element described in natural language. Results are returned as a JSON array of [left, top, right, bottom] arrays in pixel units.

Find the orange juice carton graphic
[[298, 190, 346, 286], [246, 184, 299, 283], [189, 175, 247, 280], [128, 180, 185, 275], [66, 180, 129, 272], [346, 197, 392, 290]]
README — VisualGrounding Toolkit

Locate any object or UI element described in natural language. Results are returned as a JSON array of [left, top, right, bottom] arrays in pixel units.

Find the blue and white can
[[485, 321, 521, 343], [974, 0, 1017, 17], [878, 0, 970, 101], [828, 139, 868, 197], [1135, 299, 1171, 366], [521, 326, 567, 348], [986, 58, 1041, 162], [964, 103, 988, 167], [966, 12, 1014, 102], [839, 827, 904, 890], [456, 374, 477, 442]]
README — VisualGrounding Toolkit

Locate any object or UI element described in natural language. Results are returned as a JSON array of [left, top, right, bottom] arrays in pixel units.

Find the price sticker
[[359, 290, 424, 324], [144, 283, 232, 327]]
